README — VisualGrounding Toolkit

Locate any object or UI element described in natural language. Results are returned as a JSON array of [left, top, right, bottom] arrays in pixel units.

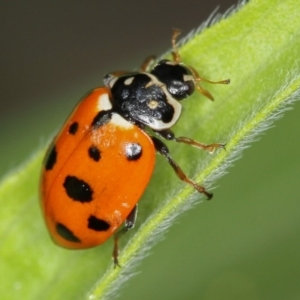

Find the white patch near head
[[97, 93, 112, 111], [124, 76, 134, 86], [165, 60, 177, 66], [111, 113, 134, 129], [183, 74, 194, 82]]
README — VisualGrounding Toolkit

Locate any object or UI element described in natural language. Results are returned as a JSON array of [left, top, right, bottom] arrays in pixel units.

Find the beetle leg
[[171, 28, 182, 63], [155, 129, 225, 154], [151, 136, 212, 200], [140, 55, 157, 72], [113, 205, 138, 268]]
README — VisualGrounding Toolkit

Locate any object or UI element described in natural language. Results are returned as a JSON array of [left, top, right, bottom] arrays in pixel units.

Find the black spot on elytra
[[45, 145, 57, 170], [56, 222, 81, 243], [68, 122, 78, 135], [124, 143, 142, 161], [88, 145, 101, 162], [88, 215, 110, 231], [63, 176, 93, 202], [91, 110, 112, 128]]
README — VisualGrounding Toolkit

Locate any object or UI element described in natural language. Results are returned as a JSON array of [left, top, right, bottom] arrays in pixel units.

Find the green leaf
[[1, 0, 300, 299]]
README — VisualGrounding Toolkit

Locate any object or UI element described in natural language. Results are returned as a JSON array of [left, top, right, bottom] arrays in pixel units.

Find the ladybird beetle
[[40, 29, 229, 266]]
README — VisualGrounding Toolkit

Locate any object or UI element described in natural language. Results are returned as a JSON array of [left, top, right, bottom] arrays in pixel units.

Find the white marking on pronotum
[[165, 60, 177, 66], [141, 72, 182, 130], [147, 99, 159, 109], [183, 74, 194, 82], [124, 77, 134, 86], [97, 93, 112, 111], [111, 113, 134, 129]]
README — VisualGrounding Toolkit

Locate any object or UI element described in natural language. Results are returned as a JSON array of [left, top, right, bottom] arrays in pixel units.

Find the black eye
[[184, 79, 195, 96]]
